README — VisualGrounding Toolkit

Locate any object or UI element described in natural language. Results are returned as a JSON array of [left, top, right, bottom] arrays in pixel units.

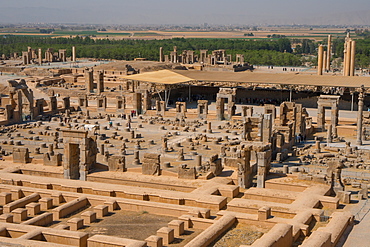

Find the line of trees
[[0, 35, 369, 68]]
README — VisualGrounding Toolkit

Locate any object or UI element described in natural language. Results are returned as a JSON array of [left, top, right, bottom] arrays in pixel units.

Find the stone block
[[94, 205, 109, 218], [199, 209, 211, 219], [157, 227, 174, 245], [51, 192, 63, 205], [39, 198, 53, 211], [81, 211, 96, 224], [337, 191, 351, 204], [10, 189, 23, 200], [0, 213, 13, 223], [12, 208, 28, 222], [67, 217, 84, 231], [104, 200, 118, 211], [258, 206, 271, 221], [26, 202, 41, 216], [0, 192, 12, 205], [53, 224, 70, 230], [145, 235, 163, 247], [168, 220, 184, 237], [178, 215, 193, 229]]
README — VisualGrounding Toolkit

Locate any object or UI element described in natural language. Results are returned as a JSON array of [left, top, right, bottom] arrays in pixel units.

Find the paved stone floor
[[337, 198, 370, 247]]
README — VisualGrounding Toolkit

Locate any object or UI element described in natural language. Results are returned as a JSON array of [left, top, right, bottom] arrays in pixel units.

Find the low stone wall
[[52, 197, 88, 220], [308, 212, 353, 247], [21, 212, 53, 226], [3, 193, 40, 213], [227, 198, 296, 219], [88, 234, 147, 247], [184, 214, 236, 247], [0, 184, 210, 219], [0, 222, 88, 247], [87, 173, 197, 192], [244, 223, 293, 247], [0, 172, 226, 211], [299, 231, 332, 247], [265, 181, 307, 192]]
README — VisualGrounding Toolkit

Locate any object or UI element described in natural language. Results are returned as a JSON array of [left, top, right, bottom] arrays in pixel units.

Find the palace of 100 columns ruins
[[0, 34, 368, 247]]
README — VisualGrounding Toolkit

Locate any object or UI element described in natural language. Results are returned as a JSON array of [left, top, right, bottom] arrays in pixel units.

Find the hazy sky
[[1, 0, 370, 25]]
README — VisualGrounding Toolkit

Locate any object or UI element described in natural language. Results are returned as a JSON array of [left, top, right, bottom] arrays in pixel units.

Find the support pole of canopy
[[166, 89, 171, 107], [188, 82, 191, 102], [165, 89, 167, 108], [156, 88, 163, 102]]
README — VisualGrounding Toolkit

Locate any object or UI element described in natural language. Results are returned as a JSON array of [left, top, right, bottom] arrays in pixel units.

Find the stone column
[[72, 46, 76, 62], [357, 85, 365, 145], [38, 48, 42, 65], [345, 41, 352, 76], [133, 150, 140, 165], [317, 45, 324, 75], [350, 40, 356, 76], [173, 46, 178, 63], [196, 155, 202, 170], [207, 122, 212, 133], [100, 144, 105, 155], [317, 104, 325, 131], [327, 124, 332, 144], [256, 152, 267, 188], [315, 139, 321, 153], [159, 47, 163, 62], [327, 35, 332, 71], [331, 105, 338, 138], [323, 51, 327, 71]]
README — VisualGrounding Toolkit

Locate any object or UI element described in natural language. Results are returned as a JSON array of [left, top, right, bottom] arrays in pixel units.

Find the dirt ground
[[80, 210, 202, 245], [81, 210, 174, 240], [211, 223, 268, 247]]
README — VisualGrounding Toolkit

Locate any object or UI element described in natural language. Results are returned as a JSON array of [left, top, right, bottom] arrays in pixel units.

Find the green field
[[133, 32, 163, 36], [53, 31, 130, 36]]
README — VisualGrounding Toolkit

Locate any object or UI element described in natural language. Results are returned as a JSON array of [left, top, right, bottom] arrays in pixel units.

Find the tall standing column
[[345, 41, 352, 76], [38, 48, 42, 65], [317, 45, 324, 75], [323, 51, 327, 71], [350, 40, 356, 76], [72, 46, 76, 62], [173, 46, 178, 63], [159, 47, 163, 62], [327, 35, 332, 71], [357, 85, 365, 146], [343, 42, 347, 76]]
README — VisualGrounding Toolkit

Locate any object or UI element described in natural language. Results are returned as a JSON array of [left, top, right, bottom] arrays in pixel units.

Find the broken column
[[133, 150, 140, 165], [327, 124, 332, 144], [256, 150, 271, 188], [207, 122, 212, 133], [357, 85, 365, 145]]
